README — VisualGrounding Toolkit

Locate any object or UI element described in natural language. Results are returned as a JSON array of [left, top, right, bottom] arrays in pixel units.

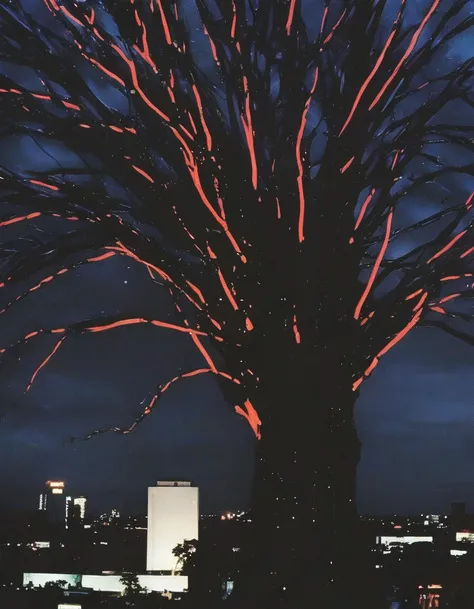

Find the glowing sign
[[52, 488, 64, 495], [47, 481, 65, 488]]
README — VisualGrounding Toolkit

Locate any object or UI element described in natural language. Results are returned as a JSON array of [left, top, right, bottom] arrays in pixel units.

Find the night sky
[[1, 0, 474, 517]]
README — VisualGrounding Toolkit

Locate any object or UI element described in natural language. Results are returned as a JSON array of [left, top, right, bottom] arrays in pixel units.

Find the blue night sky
[[1, 0, 474, 517]]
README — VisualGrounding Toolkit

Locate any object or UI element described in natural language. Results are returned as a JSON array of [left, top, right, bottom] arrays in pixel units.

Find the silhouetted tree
[[1, 1, 474, 607], [119, 572, 145, 597]]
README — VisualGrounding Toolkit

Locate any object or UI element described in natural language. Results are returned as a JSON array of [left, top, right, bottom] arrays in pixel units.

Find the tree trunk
[[231, 361, 379, 609]]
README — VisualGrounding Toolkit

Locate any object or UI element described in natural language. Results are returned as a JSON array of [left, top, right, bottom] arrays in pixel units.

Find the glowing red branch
[[217, 269, 239, 310], [296, 66, 319, 243], [465, 192, 474, 211], [427, 230, 467, 264], [339, 28, 397, 135], [82, 367, 242, 440], [192, 84, 213, 151], [353, 308, 422, 391], [322, 9, 347, 44], [460, 246, 474, 259], [369, 0, 441, 111], [292, 315, 301, 344], [111, 44, 170, 122], [28, 179, 59, 191], [203, 26, 220, 66], [340, 156, 355, 173], [86, 318, 206, 336], [0, 212, 41, 227], [438, 293, 461, 305], [25, 336, 66, 394], [354, 188, 376, 231], [354, 208, 393, 319], [235, 399, 261, 440], [155, 0, 172, 45], [285, 0, 297, 36], [320, 6, 329, 34], [240, 76, 258, 190], [131, 164, 155, 183]]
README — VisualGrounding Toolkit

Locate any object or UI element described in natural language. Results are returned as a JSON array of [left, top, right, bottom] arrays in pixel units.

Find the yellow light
[[52, 488, 63, 495], [47, 481, 65, 488]]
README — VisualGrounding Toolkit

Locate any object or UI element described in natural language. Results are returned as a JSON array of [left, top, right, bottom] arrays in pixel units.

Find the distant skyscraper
[[73, 496, 87, 520], [146, 481, 199, 572], [38, 480, 66, 525]]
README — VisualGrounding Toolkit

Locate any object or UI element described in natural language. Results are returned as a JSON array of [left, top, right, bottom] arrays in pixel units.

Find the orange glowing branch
[[0, 327, 66, 356], [341, 156, 355, 173], [427, 230, 467, 264], [86, 56, 126, 86], [391, 149, 401, 170], [379, 310, 422, 358], [413, 291, 428, 312], [292, 315, 301, 344], [61, 100, 81, 110], [133, 21, 158, 71], [190, 333, 217, 372], [28, 179, 59, 191], [240, 76, 258, 190], [155, 0, 172, 45], [369, 0, 441, 111], [353, 308, 423, 391], [192, 85, 212, 151], [296, 66, 319, 243], [186, 280, 205, 304], [217, 269, 239, 310], [85, 317, 206, 336], [231, 0, 237, 38], [405, 288, 423, 300], [111, 44, 170, 122], [25, 336, 66, 394], [59, 4, 85, 28], [339, 28, 397, 136], [169, 128, 245, 261], [460, 246, 474, 259], [438, 293, 461, 305], [203, 26, 220, 66], [322, 8, 347, 44], [465, 192, 474, 210], [354, 189, 376, 231], [108, 242, 171, 283], [235, 399, 262, 440], [354, 208, 393, 319], [1, 252, 115, 315], [320, 6, 329, 34], [81, 367, 241, 440], [107, 243, 205, 312], [131, 164, 155, 183], [285, 0, 297, 35], [0, 212, 41, 227]]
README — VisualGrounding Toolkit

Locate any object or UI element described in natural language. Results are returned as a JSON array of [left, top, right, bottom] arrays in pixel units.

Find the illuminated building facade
[[73, 497, 87, 520], [146, 481, 199, 572], [38, 481, 66, 525]]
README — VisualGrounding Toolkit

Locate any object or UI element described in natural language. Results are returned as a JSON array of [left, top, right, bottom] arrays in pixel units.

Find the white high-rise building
[[146, 481, 199, 572], [73, 497, 87, 520]]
